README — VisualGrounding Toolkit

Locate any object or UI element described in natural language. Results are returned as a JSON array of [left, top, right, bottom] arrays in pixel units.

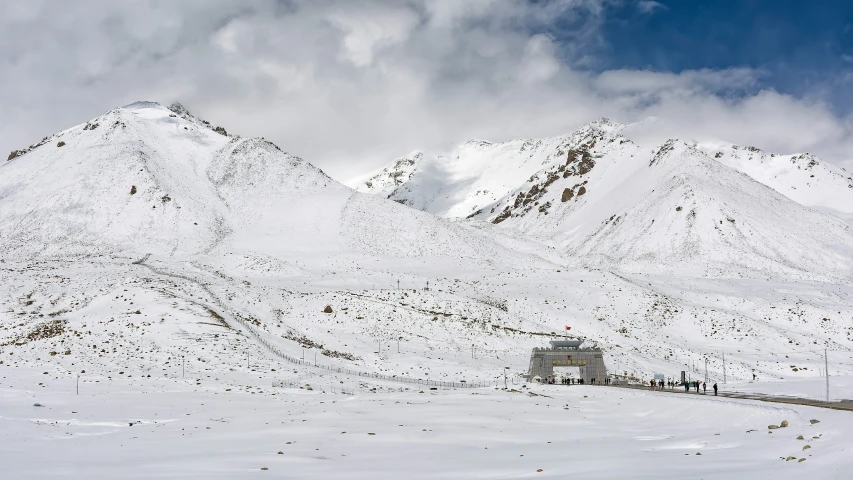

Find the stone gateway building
[[527, 340, 607, 383]]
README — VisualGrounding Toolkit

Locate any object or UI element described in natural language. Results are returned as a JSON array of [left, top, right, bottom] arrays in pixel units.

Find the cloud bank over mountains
[[2, 0, 851, 180]]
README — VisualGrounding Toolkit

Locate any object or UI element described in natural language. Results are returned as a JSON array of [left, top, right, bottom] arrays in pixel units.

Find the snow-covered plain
[[3, 366, 851, 479], [2, 103, 853, 478]]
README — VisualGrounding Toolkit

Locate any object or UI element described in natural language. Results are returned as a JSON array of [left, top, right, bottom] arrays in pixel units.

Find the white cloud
[[328, 2, 420, 67], [637, 1, 666, 14], [0, 0, 851, 182]]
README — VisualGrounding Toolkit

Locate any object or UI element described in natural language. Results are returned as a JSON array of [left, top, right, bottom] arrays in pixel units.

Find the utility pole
[[76, 375, 79, 395], [182, 356, 185, 379], [504, 367, 508, 389], [472, 344, 474, 359], [398, 337, 401, 353], [722, 352, 726, 385], [247, 350, 250, 369], [825, 348, 830, 402], [704, 358, 708, 383], [397, 279, 400, 290], [315, 351, 317, 366]]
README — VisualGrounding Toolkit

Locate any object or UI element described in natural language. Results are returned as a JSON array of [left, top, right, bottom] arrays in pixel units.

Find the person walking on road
[[695, 381, 699, 393], [702, 382, 707, 394], [684, 381, 689, 392], [713, 383, 718, 396]]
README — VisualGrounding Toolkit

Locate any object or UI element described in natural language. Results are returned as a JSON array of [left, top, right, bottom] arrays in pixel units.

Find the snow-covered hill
[[481, 140, 853, 278], [360, 121, 853, 279], [0, 102, 543, 268], [361, 119, 853, 223], [698, 142, 853, 220], [355, 120, 626, 218]]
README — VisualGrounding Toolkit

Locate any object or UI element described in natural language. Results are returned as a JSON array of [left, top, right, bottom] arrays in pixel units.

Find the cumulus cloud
[[1, 0, 851, 182]]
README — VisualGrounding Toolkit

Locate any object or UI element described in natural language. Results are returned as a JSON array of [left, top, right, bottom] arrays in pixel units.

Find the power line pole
[[722, 352, 726, 385], [825, 348, 830, 402], [704, 358, 708, 383]]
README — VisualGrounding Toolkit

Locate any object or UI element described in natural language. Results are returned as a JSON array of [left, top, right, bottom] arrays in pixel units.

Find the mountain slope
[[473, 137, 853, 278], [354, 120, 628, 218], [363, 120, 853, 222], [698, 143, 853, 219], [0, 102, 541, 267], [358, 121, 853, 278]]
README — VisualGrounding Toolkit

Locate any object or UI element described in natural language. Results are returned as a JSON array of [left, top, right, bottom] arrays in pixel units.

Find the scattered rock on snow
[[810, 419, 820, 424]]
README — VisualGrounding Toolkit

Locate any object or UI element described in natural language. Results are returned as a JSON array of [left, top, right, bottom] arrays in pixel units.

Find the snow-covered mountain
[[0, 102, 542, 266], [698, 142, 853, 219], [359, 120, 853, 279], [360, 119, 853, 223], [358, 152, 423, 197], [357, 120, 627, 217]]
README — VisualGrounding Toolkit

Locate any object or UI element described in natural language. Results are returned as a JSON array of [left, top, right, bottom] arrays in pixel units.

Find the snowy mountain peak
[[357, 119, 635, 218], [167, 102, 191, 117], [358, 152, 424, 197], [577, 117, 624, 136]]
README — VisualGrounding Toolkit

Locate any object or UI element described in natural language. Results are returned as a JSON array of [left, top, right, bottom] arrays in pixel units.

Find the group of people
[[661, 379, 718, 396], [548, 377, 589, 385], [539, 376, 718, 395], [542, 377, 613, 385]]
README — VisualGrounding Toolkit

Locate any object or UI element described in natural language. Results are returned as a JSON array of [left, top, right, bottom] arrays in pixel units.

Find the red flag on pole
[[565, 326, 571, 331]]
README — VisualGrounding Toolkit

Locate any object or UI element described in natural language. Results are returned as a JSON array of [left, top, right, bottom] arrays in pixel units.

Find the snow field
[[1, 367, 851, 479]]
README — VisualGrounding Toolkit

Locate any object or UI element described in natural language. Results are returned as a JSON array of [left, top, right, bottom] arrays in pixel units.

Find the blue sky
[[587, 0, 853, 108]]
